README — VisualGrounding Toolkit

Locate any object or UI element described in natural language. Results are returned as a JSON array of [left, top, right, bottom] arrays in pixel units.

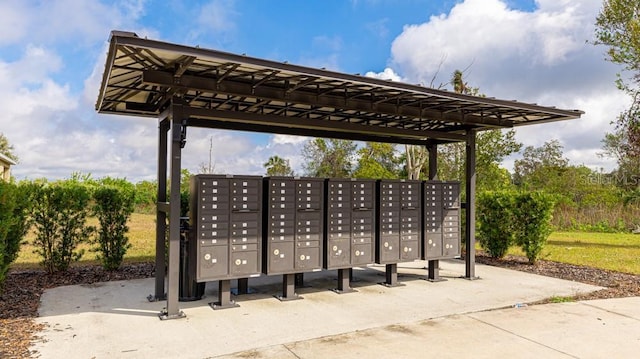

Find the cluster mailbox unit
[[189, 175, 461, 307], [189, 174, 263, 308], [324, 179, 376, 292], [376, 180, 423, 286], [263, 177, 325, 300], [423, 181, 461, 260]]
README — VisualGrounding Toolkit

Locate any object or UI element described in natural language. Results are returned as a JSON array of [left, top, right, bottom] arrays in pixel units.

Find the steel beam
[[182, 106, 467, 142], [142, 70, 510, 131], [465, 129, 477, 279], [159, 101, 186, 320], [184, 118, 437, 146]]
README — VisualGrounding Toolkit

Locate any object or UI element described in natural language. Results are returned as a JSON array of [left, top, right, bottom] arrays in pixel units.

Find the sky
[[0, 0, 628, 182]]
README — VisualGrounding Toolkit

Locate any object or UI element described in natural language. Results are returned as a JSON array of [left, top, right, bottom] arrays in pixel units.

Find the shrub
[[477, 191, 515, 258], [93, 179, 136, 271], [512, 192, 555, 264], [0, 182, 32, 290], [31, 181, 94, 273]]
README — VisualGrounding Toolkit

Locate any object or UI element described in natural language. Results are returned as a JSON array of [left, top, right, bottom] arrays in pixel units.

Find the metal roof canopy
[[96, 31, 582, 144], [95, 31, 583, 320]]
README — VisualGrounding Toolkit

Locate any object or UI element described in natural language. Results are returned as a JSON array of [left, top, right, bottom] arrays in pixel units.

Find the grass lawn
[[505, 232, 640, 275], [13, 214, 640, 275]]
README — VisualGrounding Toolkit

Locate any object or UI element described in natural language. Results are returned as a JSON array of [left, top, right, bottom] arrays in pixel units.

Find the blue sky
[[0, 0, 626, 181]]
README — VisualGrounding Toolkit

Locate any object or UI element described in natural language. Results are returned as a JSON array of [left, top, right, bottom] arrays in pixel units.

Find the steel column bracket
[[331, 268, 356, 294]]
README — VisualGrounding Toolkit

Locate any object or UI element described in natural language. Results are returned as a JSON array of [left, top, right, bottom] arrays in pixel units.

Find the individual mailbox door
[[199, 245, 228, 279], [268, 241, 295, 273]]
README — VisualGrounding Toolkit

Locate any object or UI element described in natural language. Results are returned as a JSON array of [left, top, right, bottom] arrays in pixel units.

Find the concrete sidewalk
[[32, 260, 637, 358]]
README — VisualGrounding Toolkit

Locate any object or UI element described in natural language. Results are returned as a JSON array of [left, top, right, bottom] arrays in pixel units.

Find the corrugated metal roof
[[96, 31, 583, 143]]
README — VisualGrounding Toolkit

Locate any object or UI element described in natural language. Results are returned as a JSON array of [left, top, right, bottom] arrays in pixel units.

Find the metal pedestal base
[[379, 263, 405, 287], [331, 268, 356, 294], [158, 310, 185, 320], [231, 278, 256, 295], [425, 260, 447, 282], [276, 273, 302, 301], [147, 293, 166, 302], [210, 280, 239, 310]]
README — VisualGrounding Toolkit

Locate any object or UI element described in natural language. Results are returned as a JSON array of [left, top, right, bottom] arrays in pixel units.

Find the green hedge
[[477, 191, 515, 258], [477, 190, 555, 263], [0, 182, 32, 290], [30, 181, 94, 273], [92, 178, 136, 271]]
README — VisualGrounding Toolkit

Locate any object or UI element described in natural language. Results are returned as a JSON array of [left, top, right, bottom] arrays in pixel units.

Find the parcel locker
[[375, 180, 422, 264], [190, 175, 263, 282], [263, 177, 324, 275], [324, 179, 376, 269], [423, 181, 461, 260]]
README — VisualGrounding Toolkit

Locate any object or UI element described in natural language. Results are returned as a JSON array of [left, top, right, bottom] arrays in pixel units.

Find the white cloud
[[386, 0, 624, 171], [365, 67, 405, 82], [272, 134, 309, 145], [0, 0, 147, 47]]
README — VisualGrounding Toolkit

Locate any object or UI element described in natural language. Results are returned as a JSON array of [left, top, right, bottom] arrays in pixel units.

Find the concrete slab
[[32, 260, 604, 358], [218, 298, 640, 359], [468, 300, 640, 359]]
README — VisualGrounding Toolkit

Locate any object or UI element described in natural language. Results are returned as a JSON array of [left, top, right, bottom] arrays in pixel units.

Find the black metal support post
[[210, 280, 239, 310], [159, 102, 186, 320], [332, 268, 356, 294], [149, 117, 170, 302], [426, 143, 446, 282], [233, 278, 250, 295], [465, 129, 478, 280], [277, 273, 302, 301], [381, 263, 404, 287]]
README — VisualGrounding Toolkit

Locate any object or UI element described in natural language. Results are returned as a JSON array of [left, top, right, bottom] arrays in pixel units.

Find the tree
[[302, 138, 356, 177], [264, 155, 294, 176], [0, 133, 18, 162], [431, 69, 521, 190], [353, 142, 400, 179], [595, 0, 640, 185], [513, 139, 569, 190], [437, 130, 520, 191], [601, 131, 640, 190], [405, 145, 428, 180]]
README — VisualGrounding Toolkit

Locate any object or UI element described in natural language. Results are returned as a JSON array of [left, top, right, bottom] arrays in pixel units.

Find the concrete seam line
[[467, 314, 580, 359], [283, 344, 303, 359], [580, 302, 640, 323]]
